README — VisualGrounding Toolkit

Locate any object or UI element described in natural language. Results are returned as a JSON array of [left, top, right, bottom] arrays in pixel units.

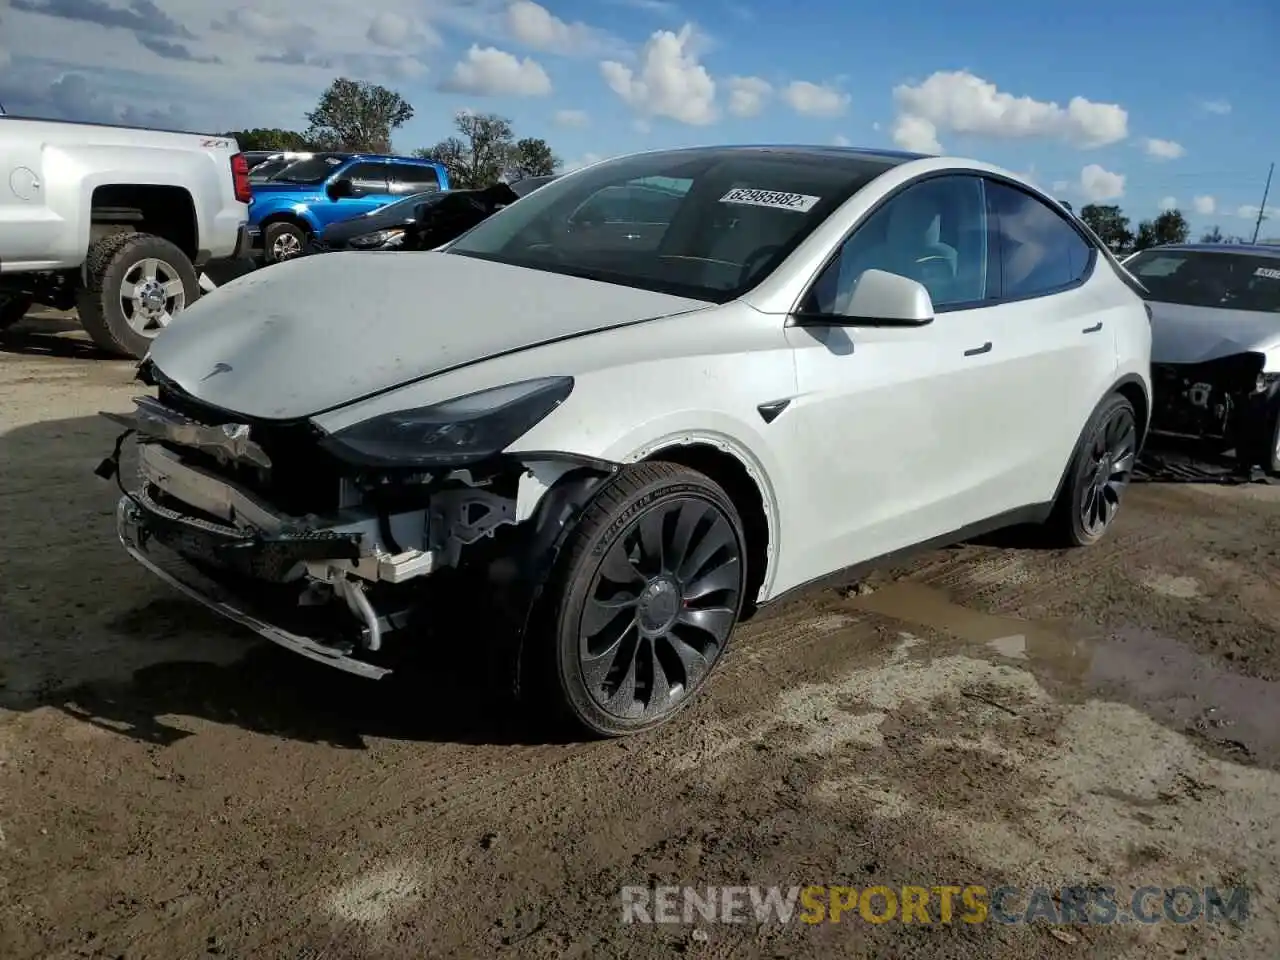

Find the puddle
[[846, 581, 1280, 769]]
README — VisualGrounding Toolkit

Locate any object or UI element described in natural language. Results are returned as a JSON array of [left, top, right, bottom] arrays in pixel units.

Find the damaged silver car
[[1125, 243, 1280, 473]]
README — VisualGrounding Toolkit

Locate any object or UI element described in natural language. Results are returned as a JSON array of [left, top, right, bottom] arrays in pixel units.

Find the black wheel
[[263, 221, 308, 264], [532, 462, 748, 737], [76, 232, 199, 359], [1046, 393, 1138, 547], [1264, 407, 1280, 476], [0, 293, 34, 330]]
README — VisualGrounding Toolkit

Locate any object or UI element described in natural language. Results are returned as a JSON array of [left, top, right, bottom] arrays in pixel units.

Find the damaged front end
[[1150, 351, 1280, 461], [99, 369, 613, 679]]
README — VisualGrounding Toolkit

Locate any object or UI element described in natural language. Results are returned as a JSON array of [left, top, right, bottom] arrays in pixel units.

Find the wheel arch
[[258, 211, 314, 236], [638, 439, 775, 618], [1049, 373, 1149, 510]]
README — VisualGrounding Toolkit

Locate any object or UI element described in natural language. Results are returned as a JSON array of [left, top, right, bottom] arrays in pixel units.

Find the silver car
[[1125, 243, 1280, 473]]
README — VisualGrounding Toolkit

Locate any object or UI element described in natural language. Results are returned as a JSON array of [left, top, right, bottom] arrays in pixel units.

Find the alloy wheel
[[578, 496, 742, 722], [272, 232, 303, 261], [1080, 405, 1137, 537], [119, 257, 186, 335]]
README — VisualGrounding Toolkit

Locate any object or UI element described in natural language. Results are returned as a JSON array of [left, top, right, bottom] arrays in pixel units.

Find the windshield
[[1125, 249, 1280, 313], [444, 149, 891, 302], [271, 155, 346, 184]]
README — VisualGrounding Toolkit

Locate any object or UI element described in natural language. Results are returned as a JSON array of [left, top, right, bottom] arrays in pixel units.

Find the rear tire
[[1044, 392, 1138, 547], [76, 233, 199, 359], [0, 293, 34, 330], [527, 462, 748, 738], [263, 221, 308, 264]]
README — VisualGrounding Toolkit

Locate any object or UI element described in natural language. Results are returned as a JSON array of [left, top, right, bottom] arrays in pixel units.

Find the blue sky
[[1, 0, 1276, 238]]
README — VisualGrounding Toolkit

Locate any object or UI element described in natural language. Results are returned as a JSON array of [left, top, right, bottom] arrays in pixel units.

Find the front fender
[[248, 196, 321, 233]]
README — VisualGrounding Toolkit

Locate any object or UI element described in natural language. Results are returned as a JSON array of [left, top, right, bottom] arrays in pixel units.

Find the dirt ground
[[2, 313, 1280, 959]]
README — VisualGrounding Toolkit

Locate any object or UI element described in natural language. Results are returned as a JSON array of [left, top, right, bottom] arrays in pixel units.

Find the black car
[[313, 177, 559, 253]]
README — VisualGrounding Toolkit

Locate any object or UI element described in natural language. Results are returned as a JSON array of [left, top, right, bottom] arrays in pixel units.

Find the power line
[[1251, 162, 1274, 244]]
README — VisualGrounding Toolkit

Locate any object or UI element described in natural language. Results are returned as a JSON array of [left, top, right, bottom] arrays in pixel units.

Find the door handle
[[1082, 321, 1103, 334], [964, 342, 992, 357]]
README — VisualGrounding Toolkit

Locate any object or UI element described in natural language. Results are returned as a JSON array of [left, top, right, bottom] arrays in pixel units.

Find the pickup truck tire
[[263, 222, 308, 264], [77, 232, 200, 359], [0, 294, 34, 330]]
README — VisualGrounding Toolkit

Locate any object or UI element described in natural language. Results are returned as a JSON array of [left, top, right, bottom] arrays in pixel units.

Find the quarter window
[[803, 175, 996, 315], [985, 181, 1093, 299]]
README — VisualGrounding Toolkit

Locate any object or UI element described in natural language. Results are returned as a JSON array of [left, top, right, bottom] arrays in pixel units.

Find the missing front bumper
[[116, 496, 394, 679]]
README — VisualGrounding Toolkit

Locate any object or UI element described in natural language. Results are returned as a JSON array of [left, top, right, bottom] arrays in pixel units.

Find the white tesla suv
[[101, 145, 1153, 736]]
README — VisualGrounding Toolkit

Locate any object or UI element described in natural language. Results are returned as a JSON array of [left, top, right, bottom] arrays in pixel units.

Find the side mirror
[[796, 269, 935, 327], [328, 177, 354, 200]]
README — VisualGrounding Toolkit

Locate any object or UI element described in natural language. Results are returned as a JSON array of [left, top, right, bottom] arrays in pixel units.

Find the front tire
[[263, 221, 308, 264], [76, 233, 199, 359], [1045, 392, 1138, 547], [532, 462, 748, 738]]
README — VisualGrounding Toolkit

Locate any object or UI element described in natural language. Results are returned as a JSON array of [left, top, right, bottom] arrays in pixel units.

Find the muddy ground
[[2, 313, 1279, 959]]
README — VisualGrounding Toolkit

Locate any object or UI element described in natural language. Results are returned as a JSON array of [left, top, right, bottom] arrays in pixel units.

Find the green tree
[[1200, 225, 1225, 243], [1152, 209, 1189, 246], [508, 137, 559, 181], [304, 77, 414, 153], [1079, 204, 1133, 253], [418, 112, 515, 188], [219, 128, 313, 151]]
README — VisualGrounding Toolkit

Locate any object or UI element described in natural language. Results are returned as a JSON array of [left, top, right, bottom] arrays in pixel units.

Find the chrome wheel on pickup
[[77, 232, 200, 359]]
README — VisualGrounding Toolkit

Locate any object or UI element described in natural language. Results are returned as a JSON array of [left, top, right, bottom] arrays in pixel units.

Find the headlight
[[318, 376, 574, 468], [350, 228, 405, 248]]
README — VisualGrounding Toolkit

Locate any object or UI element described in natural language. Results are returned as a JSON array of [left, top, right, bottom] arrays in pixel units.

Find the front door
[[320, 161, 392, 228], [781, 174, 1043, 586]]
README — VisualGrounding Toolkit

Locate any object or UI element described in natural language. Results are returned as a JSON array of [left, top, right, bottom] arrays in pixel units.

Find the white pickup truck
[[0, 115, 252, 358]]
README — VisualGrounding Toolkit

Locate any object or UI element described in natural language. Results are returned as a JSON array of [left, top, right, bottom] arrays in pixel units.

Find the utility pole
[[1252, 162, 1274, 244]]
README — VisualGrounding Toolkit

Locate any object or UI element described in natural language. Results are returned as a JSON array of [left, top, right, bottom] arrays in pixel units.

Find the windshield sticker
[[1255, 267, 1280, 281], [719, 188, 820, 213]]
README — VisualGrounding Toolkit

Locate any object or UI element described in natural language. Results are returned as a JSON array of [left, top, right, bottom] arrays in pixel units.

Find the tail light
[[231, 153, 251, 204]]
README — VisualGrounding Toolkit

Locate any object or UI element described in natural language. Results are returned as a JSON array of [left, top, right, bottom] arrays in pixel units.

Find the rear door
[[980, 178, 1119, 505], [387, 161, 442, 196]]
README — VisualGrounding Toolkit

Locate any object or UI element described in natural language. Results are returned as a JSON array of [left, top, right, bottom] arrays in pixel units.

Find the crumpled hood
[[1149, 301, 1280, 366], [147, 251, 709, 420]]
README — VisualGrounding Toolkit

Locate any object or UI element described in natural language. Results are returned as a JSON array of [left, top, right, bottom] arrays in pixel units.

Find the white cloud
[[367, 12, 422, 49], [441, 45, 552, 97], [1144, 137, 1185, 160], [504, 1, 610, 56], [552, 108, 588, 127], [1193, 195, 1216, 215], [1237, 204, 1277, 221], [1051, 179, 1071, 194], [1078, 164, 1125, 202], [1197, 98, 1232, 115], [1159, 196, 1177, 211], [832, 134, 851, 146], [891, 114, 942, 153], [891, 71, 1128, 152], [726, 75, 771, 118], [783, 80, 849, 118], [600, 25, 716, 126]]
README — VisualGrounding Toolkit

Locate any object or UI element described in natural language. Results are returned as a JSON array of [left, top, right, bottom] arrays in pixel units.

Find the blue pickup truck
[[247, 153, 451, 263]]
